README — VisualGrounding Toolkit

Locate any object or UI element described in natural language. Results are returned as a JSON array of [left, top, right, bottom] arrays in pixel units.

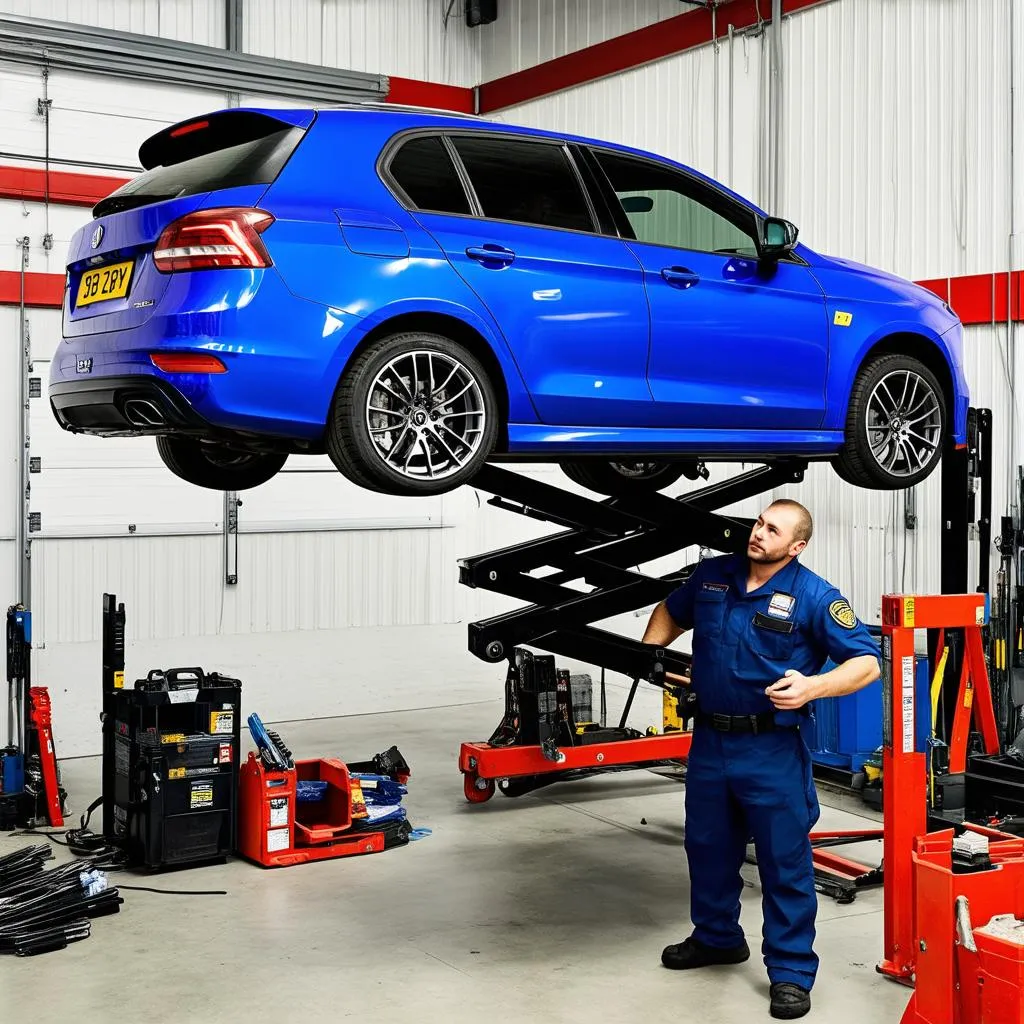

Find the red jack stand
[[27, 687, 63, 827], [877, 593, 1002, 985]]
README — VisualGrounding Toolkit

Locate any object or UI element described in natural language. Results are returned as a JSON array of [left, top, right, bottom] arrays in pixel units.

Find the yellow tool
[[928, 645, 950, 806]]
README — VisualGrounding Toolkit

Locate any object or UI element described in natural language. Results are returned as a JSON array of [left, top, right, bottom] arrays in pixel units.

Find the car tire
[[155, 436, 287, 490], [327, 331, 499, 496], [833, 353, 946, 489], [559, 460, 691, 497]]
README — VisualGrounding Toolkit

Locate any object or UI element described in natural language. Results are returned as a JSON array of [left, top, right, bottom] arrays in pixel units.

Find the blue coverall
[[664, 552, 880, 990]]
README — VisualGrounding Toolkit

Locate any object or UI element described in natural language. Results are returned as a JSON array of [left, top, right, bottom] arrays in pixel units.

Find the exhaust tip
[[123, 398, 166, 427]]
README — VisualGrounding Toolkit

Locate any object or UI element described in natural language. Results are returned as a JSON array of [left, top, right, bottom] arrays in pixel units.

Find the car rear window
[[388, 135, 472, 215], [94, 116, 305, 217]]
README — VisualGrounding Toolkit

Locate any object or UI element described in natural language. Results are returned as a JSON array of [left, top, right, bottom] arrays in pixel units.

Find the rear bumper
[[49, 376, 210, 436], [49, 375, 302, 452]]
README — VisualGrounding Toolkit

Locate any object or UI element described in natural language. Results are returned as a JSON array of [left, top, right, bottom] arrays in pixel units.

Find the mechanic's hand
[[665, 670, 691, 686], [765, 670, 819, 710]]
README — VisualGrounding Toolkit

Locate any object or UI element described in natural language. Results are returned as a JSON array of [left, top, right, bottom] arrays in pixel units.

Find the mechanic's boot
[[769, 983, 811, 1019], [661, 935, 750, 970]]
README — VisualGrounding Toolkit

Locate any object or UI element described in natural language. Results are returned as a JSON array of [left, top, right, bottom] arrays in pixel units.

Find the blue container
[[804, 632, 932, 774]]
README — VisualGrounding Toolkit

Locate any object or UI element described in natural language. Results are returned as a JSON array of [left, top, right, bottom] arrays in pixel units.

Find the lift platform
[[455, 458, 808, 801]]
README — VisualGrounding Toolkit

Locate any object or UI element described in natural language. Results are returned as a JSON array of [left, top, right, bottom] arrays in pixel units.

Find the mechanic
[[642, 498, 881, 1020]]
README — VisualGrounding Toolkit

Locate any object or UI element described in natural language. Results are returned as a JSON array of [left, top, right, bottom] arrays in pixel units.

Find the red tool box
[[237, 754, 385, 867]]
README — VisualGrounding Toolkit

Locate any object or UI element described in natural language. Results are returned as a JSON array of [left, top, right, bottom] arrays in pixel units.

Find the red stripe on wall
[[385, 76, 476, 114], [0, 165, 130, 207], [916, 272, 1024, 326], [916, 279, 950, 303], [477, 0, 835, 114], [0, 270, 64, 308]]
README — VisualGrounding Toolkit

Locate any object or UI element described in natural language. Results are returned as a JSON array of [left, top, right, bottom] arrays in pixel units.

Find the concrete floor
[[0, 700, 911, 1023]]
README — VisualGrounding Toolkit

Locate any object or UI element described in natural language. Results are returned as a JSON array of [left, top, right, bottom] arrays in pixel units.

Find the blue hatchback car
[[49, 104, 967, 497]]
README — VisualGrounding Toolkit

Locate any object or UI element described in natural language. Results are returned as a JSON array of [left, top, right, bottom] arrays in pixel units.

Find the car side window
[[593, 150, 759, 256], [450, 135, 595, 233], [388, 135, 472, 215]]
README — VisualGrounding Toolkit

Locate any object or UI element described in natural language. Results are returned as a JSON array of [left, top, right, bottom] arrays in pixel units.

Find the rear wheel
[[327, 332, 499, 496], [833, 354, 946, 489], [155, 436, 286, 490], [559, 459, 696, 497]]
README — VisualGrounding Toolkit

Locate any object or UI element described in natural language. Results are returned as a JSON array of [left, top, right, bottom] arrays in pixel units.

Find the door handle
[[661, 266, 700, 288], [466, 244, 516, 267]]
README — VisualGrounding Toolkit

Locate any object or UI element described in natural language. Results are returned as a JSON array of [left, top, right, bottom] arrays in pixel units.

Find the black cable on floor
[[117, 885, 228, 896], [7, 795, 228, 897]]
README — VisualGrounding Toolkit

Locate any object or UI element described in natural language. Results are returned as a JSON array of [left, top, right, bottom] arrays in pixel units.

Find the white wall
[[478, 0, 686, 82], [240, 0, 484, 88], [0, 0, 225, 46]]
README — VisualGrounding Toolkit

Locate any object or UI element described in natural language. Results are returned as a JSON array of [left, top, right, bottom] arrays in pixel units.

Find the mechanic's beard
[[749, 547, 789, 566]]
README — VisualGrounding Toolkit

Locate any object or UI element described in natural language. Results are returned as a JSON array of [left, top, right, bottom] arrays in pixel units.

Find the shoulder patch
[[828, 599, 857, 629]]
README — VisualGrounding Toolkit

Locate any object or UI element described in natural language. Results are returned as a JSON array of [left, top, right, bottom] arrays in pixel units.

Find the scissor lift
[[456, 458, 808, 801]]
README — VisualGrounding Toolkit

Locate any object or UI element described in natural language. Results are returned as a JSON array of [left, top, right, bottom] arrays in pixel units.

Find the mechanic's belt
[[697, 711, 794, 734]]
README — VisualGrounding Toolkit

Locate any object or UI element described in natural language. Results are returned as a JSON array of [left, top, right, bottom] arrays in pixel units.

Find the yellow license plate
[[76, 260, 134, 307]]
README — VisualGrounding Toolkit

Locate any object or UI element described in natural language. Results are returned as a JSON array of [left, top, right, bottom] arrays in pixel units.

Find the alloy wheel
[[364, 350, 487, 481], [864, 369, 942, 479]]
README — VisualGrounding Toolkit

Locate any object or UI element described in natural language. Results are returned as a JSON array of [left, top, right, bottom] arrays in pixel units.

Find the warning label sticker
[[190, 783, 214, 809], [210, 711, 234, 735], [267, 828, 289, 853], [901, 655, 915, 754], [269, 797, 289, 828]]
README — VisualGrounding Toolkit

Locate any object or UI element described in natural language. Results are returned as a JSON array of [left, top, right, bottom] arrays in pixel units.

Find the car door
[[588, 147, 830, 431], [390, 131, 652, 426]]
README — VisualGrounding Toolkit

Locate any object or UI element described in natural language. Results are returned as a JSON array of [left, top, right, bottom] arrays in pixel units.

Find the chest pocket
[[694, 588, 728, 639], [751, 611, 796, 660]]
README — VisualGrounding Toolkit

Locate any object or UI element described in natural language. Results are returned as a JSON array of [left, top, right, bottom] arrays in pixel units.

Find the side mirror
[[758, 217, 799, 260], [620, 195, 654, 214]]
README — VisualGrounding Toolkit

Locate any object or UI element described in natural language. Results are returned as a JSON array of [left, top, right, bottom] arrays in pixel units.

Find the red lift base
[[459, 732, 693, 802]]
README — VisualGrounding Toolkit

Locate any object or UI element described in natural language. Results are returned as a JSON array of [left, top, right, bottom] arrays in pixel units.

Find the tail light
[[153, 207, 274, 273]]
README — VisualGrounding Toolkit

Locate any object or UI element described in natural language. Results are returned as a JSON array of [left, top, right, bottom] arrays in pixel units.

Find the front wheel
[[156, 436, 287, 490], [833, 354, 946, 489], [327, 332, 499, 496]]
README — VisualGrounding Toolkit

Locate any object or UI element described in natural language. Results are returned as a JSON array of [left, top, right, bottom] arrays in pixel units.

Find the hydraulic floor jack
[[1, 605, 64, 828], [456, 459, 807, 801]]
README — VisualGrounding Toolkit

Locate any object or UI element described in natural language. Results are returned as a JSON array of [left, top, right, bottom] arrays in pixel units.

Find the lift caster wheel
[[463, 773, 495, 803]]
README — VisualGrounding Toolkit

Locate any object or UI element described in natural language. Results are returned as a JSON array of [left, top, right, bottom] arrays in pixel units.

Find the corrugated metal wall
[[0, 0, 225, 45], [241, 0, 483, 87], [478, 0, 684, 82]]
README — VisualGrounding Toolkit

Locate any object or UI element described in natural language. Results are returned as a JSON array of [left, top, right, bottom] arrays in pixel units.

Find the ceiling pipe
[[768, 0, 783, 215]]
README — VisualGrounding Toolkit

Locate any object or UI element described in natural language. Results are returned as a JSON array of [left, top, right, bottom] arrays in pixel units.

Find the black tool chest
[[108, 667, 241, 870]]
